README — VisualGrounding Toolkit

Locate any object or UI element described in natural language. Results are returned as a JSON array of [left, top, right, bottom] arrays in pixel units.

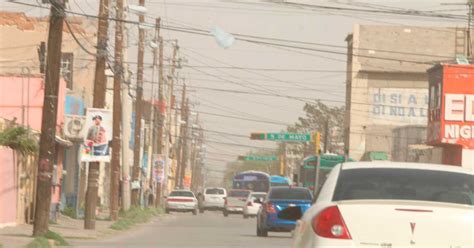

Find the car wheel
[[200, 208, 204, 213], [165, 208, 170, 214], [192, 209, 198, 215], [260, 227, 268, 237], [223, 210, 228, 217]]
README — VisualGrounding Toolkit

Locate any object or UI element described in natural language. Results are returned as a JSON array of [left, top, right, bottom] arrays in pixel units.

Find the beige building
[[0, 11, 97, 107], [344, 25, 461, 160]]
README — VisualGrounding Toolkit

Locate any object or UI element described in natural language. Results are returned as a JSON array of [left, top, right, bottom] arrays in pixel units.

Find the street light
[[210, 27, 235, 49], [126, 5, 147, 15]]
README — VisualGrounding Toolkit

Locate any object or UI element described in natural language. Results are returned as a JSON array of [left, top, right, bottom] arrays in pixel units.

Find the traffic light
[[250, 133, 266, 140], [314, 132, 321, 156]]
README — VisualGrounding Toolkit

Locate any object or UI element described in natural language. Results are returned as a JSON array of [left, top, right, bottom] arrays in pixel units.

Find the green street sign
[[266, 133, 311, 142], [238, 155, 277, 161]]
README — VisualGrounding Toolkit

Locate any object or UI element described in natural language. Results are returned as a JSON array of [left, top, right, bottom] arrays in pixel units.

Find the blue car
[[256, 186, 313, 237]]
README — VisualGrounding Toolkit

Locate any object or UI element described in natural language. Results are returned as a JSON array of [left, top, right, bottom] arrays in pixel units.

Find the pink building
[[0, 74, 67, 227]]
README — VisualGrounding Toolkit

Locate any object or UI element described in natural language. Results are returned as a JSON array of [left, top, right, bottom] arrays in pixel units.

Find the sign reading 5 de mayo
[[443, 94, 474, 141]]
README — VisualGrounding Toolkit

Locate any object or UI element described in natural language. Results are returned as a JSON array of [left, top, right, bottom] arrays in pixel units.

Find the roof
[[340, 162, 474, 175], [0, 11, 87, 33]]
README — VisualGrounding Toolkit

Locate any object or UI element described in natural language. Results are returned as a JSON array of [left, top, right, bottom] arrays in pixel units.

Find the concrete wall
[[345, 25, 458, 160], [392, 126, 427, 162], [0, 147, 16, 228], [0, 75, 66, 131]]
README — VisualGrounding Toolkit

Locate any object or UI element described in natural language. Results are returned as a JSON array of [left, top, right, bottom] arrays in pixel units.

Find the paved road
[[72, 211, 293, 248]]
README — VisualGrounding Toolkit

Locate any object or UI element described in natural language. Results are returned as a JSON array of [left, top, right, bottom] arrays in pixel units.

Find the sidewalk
[[0, 215, 115, 248]]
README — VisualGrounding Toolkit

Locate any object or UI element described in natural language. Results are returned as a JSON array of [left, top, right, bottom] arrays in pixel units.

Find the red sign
[[427, 64, 474, 149]]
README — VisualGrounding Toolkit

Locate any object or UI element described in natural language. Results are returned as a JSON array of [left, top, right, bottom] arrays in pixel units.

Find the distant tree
[[222, 149, 279, 187], [282, 101, 345, 165]]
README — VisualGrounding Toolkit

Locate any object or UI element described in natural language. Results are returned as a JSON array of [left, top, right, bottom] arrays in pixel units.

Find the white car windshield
[[333, 168, 474, 206]]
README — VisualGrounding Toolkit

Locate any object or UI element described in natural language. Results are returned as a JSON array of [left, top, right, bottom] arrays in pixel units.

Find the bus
[[270, 175, 291, 187], [233, 171, 270, 193], [300, 154, 355, 188]]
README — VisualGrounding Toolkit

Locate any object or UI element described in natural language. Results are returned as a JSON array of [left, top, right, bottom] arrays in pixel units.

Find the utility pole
[[323, 118, 329, 154], [175, 85, 186, 188], [110, 0, 123, 221], [84, 0, 109, 230], [132, 0, 146, 206], [149, 18, 161, 207], [163, 42, 178, 193], [179, 98, 190, 188], [33, 0, 65, 236], [313, 132, 321, 198]]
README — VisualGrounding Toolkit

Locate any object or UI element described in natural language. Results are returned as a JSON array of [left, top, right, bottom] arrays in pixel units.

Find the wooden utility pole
[[110, 0, 123, 221], [164, 42, 178, 191], [33, 0, 65, 236], [179, 98, 190, 188], [175, 85, 186, 188], [149, 18, 162, 207], [323, 118, 329, 153], [84, 0, 109, 230], [131, 0, 146, 206]]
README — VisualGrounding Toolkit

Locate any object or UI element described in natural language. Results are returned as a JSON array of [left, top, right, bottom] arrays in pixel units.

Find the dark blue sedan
[[256, 186, 313, 237]]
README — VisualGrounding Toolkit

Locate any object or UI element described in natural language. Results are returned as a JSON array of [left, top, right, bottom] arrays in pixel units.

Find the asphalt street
[[71, 211, 293, 248]]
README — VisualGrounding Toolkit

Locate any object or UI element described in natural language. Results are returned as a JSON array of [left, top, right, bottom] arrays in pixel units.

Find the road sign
[[266, 133, 311, 142], [238, 155, 277, 161]]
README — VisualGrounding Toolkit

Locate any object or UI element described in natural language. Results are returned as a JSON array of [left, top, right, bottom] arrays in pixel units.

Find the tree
[[0, 126, 38, 156], [283, 101, 345, 165], [222, 149, 279, 187]]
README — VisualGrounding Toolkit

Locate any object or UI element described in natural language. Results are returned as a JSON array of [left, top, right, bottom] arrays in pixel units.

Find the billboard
[[152, 154, 166, 184], [368, 88, 429, 126], [80, 108, 113, 162], [427, 64, 474, 149]]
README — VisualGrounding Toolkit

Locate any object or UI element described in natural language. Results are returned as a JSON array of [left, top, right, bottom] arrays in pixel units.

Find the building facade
[[344, 25, 460, 160]]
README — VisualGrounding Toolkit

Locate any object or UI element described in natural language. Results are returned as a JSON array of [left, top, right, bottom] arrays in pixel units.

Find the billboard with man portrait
[[81, 108, 113, 162]]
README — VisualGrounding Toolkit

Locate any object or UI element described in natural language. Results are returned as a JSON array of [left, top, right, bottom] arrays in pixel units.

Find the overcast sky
[[0, 0, 467, 180]]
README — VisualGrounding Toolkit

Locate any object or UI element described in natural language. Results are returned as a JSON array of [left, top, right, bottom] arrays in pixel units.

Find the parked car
[[165, 190, 198, 215], [243, 192, 266, 219], [256, 186, 313, 237], [223, 189, 251, 217], [200, 187, 227, 213], [283, 162, 474, 248]]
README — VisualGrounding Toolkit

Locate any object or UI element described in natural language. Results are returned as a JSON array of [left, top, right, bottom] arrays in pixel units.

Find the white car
[[165, 190, 198, 215], [200, 187, 227, 213], [243, 192, 266, 219], [282, 162, 474, 248]]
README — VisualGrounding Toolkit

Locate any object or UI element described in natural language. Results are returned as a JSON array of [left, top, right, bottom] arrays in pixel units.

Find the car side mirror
[[278, 206, 303, 221]]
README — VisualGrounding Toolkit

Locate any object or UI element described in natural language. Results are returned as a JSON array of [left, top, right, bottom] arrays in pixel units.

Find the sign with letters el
[[427, 64, 474, 149]]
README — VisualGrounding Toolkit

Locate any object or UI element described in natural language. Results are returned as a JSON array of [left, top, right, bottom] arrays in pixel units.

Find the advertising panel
[[80, 108, 113, 162], [368, 88, 429, 126], [428, 64, 474, 149]]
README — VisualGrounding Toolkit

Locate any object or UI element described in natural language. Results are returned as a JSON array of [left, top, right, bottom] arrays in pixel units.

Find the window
[[170, 191, 194, 197], [61, 53, 74, 90], [269, 188, 313, 200], [228, 190, 250, 198], [205, 188, 225, 195], [333, 168, 474, 206]]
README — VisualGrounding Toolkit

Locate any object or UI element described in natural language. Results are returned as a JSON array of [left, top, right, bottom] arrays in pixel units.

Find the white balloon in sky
[[210, 27, 235, 49]]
